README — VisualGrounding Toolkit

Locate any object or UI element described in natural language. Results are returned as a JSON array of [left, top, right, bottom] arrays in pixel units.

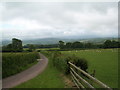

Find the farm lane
[[2, 53, 48, 88]]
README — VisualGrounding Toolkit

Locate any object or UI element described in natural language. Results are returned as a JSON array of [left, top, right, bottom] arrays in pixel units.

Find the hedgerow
[[2, 52, 39, 78]]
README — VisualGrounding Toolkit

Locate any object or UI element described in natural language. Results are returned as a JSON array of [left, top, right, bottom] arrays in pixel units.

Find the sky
[[0, 2, 118, 40]]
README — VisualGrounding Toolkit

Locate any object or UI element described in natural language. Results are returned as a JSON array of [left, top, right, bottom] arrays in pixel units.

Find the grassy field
[[62, 49, 118, 88], [23, 48, 60, 51], [15, 52, 65, 88]]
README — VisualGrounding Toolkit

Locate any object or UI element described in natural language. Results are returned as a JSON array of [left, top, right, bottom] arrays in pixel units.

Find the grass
[[15, 53, 65, 88], [23, 48, 60, 51], [21, 61, 38, 72], [62, 49, 118, 88]]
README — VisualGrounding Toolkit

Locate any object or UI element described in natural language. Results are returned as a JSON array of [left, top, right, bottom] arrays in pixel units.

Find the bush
[[2, 52, 39, 78], [52, 52, 88, 74], [66, 55, 88, 72], [26, 49, 32, 52], [53, 54, 69, 74], [37, 50, 41, 52]]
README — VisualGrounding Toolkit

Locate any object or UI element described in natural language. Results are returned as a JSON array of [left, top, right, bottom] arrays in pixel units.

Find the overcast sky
[[0, 2, 118, 40]]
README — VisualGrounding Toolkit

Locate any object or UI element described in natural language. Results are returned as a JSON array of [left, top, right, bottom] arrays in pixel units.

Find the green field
[[23, 48, 60, 51], [62, 49, 118, 88], [15, 52, 65, 88]]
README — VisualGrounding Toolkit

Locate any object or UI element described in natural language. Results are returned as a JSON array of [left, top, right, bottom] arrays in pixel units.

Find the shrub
[[37, 50, 41, 52], [52, 52, 88, 74], [53, 55, 69, 74], [26, 49, 32, 52], [66, 55, 88, 72]]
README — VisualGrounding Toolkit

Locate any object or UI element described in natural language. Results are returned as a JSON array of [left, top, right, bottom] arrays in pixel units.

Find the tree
[[59, 41, 65, 49], [12, 38, 23, 52], [66, 42, 72, 49], [71, 41, 83, 49], [28, 44, 36, 51], [118, 42, 120, 48], [111, 40, 119, 48], [103, 40, 112, 48], [84, 42, 93, 49], [2, 44, 12, 52], [2, 38, 23, 52]]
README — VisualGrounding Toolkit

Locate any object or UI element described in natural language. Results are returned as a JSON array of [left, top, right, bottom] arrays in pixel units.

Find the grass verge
[[15, 53, 65, 88]]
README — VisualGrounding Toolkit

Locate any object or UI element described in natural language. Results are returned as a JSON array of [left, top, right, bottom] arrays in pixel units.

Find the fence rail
[[68, 62, 112, 90]]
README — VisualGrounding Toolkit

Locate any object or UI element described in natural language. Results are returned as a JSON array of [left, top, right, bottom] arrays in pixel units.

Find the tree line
[[23, 44, 58, 49], [59, 40, 120, 49], [2, 38, 120, 52]]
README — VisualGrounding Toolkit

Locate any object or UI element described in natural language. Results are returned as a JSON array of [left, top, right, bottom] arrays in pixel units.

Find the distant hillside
[[2, 40, 12, 46], [2, 37, 118, 46], [78, 37, 118, 44]]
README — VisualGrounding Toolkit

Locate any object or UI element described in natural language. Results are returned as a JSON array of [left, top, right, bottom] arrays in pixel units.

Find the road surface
[[2, 53, 48, 88]]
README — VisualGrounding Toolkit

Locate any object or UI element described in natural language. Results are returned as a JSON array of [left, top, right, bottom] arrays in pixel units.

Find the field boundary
[[68, 62, 112, 89]]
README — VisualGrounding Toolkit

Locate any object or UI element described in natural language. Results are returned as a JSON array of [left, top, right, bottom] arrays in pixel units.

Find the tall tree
[[12, 38, 23, 52], [59, 41, 65, 49]]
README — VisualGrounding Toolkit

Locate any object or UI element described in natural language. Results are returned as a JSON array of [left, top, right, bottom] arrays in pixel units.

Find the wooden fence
[[68, 62, 112, 90]]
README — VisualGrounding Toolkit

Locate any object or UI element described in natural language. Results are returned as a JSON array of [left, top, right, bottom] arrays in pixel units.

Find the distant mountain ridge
[[2, 37, 118, 46]]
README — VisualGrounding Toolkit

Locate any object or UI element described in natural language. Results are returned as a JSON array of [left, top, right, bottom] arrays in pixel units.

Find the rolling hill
[[2, 37, 118, 46]]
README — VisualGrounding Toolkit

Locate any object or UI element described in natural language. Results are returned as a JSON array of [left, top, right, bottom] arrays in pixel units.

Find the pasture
[[23, 48, 60, 51], [62, 49, 118, 88]]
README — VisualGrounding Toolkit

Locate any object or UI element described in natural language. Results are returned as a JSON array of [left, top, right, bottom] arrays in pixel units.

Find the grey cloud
[[1, 2, 118, 40]]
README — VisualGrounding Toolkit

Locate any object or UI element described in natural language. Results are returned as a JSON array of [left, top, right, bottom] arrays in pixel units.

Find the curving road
[[2, 53, 48, 88]]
